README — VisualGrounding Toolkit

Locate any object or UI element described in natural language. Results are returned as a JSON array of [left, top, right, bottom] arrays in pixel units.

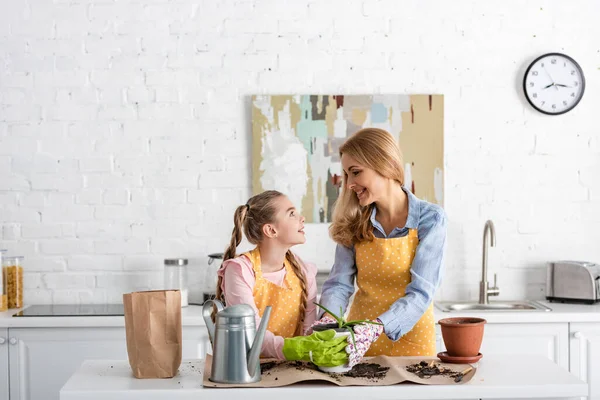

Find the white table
[[60, 355, 587, 400]]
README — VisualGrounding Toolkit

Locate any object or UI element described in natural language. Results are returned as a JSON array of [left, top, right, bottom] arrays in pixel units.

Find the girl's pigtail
[[213, 204, 249, 320]]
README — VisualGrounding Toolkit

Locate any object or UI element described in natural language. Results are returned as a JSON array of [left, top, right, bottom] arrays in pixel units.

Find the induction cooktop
[[12, 304, 124, 317]]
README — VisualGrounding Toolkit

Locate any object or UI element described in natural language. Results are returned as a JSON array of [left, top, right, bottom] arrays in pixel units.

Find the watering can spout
[[247, 306, 272, 377]]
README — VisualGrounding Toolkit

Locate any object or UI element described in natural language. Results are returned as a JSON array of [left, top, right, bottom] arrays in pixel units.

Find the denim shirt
[[319, 187, 447, 342]]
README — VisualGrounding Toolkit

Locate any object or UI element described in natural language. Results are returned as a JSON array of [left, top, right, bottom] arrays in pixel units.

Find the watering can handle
[[202, 299, 224, 347]]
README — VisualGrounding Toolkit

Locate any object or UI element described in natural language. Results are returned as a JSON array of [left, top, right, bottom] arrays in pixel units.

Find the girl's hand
[[346, 319, 384, 367], [282, 330, 348, 367]]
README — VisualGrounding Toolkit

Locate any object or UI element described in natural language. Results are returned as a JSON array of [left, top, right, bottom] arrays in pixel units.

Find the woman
[[314, 127, 447, 361]]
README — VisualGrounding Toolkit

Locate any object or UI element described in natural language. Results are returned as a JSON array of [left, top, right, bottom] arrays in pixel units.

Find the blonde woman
[[314, 128, 447, 362], [216, 190, 348, 366]]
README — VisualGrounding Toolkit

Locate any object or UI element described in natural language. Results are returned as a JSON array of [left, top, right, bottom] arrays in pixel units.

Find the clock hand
[[543, 83, 554, 89], [543, 66, 555, 83], [555, 83, 572, 88], [542, 67, 559, 90]]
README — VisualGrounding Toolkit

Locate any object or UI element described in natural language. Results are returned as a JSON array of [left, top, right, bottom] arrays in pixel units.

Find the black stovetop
[[12, 304, 124, 317]]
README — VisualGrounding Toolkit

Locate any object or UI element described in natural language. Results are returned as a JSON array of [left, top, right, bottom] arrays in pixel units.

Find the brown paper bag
[[123, 290, 182, 379]]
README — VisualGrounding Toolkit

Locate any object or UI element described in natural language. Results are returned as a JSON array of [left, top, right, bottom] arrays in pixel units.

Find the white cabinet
[[7, 326, 208, 400], [0, 328, 8, 400], [570, 323, 600, 400], [436, 322, 569, 369]]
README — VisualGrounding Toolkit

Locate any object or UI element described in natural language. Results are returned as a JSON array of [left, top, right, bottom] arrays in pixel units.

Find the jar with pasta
[[3, 256, 24, 309], [0, 250, 7, 312]]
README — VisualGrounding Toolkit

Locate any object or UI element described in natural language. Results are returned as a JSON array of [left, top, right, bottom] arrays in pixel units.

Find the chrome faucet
[[479, 220, 500, 304]]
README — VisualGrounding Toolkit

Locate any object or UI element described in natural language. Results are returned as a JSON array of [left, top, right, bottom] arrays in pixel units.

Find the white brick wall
[[1, 0, 599, 305]]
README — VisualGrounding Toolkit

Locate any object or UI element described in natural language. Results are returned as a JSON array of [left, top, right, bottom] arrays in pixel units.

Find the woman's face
[[341, 153, 388, 206], [270, 195, 306, 245]]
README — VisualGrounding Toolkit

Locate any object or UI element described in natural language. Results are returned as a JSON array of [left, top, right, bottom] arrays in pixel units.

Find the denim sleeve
[[317, 243, 356, 319], [378, 208, 447, 341]]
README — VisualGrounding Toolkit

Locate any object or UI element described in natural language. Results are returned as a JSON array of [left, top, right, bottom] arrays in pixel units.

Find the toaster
[[546, 261, 600, 304]]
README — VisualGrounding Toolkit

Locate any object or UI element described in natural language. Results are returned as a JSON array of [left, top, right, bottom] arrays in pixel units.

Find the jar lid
[[164, 258, 188, 266]]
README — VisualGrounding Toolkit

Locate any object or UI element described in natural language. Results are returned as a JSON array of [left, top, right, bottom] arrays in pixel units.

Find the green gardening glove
[[282, 330, 349, 367]]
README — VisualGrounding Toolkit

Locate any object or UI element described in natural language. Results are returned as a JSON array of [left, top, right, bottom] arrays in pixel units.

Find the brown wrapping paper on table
[[202, 354, 476, 387], [123, 290, 182, 379]]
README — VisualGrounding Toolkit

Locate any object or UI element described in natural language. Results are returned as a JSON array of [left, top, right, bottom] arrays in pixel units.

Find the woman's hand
[[304, 315, 337, 335], [346, 320, 384, 367]]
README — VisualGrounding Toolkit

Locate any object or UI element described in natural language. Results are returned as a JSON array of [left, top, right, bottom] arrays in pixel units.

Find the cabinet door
[[0, 328, 8, 400], [8, 326, 209, 400], [570, 322, 600, 400], [9, 327, 127, 400], [436, 322, 569, 369]]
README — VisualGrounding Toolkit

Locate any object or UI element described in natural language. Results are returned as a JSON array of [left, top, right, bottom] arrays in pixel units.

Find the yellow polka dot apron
[[347, 229, 436, 356], [243, 248, 303, 338]]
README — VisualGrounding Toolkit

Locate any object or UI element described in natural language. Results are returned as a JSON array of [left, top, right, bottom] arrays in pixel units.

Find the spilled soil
[[344, 363, 389, 379], [260, 360, 318, 376], [260, 361, 279, 374], [260, 360, 389, 383], [406, 360, 469, 382]]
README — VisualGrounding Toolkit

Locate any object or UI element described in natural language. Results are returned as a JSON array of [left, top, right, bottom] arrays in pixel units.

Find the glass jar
[[203, 253, 223, 303], [3, 256, 24, 309], [164, 258, 189, 307], [0, 250, 7, 312]]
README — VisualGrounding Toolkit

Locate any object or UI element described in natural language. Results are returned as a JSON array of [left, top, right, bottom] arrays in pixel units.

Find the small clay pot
[[438, 317, 486, 357]]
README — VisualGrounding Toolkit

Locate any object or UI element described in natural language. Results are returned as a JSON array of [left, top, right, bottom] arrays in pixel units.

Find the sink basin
[[436, 300, 552, 312]]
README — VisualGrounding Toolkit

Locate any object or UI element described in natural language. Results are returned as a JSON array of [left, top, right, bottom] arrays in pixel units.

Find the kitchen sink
[[436, 300, 552, 312]]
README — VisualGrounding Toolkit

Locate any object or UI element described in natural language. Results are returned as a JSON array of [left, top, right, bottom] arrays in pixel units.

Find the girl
[[315, 128, 447, 362], [216, 190, 348, 366]]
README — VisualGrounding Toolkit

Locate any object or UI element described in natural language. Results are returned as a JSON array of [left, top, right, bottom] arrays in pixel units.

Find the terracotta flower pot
[[438, 317, 486, 357]]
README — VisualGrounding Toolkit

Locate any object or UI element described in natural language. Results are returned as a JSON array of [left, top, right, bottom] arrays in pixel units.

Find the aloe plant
[[313, 301, 383, 346]]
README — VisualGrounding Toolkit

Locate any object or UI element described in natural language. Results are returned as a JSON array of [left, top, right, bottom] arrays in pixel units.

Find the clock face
[[523, 53, 585, 115]]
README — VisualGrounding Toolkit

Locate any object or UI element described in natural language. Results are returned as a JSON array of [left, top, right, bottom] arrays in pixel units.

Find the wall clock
[[523, 53, 585, 115]]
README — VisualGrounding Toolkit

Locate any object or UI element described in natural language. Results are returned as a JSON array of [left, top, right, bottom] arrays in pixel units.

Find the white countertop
[[0, 305, 206, 328], [2, 300, 600, 328], [59, 355, 587, 400]]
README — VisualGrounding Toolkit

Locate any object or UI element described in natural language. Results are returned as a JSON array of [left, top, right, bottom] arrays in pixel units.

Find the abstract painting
[[252, 95, 444, 223]]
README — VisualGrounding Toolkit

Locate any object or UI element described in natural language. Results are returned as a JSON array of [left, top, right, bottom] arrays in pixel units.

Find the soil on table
[[344, 363, 390, 379], [260, 360, 319, 376], [260, 361, 280, 374], [406, 360, 469, 382], [260, 360, 389, 382]]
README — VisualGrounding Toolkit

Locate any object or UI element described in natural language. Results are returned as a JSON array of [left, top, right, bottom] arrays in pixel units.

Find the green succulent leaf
[[346, 319, 384, 326], [348, 327, 356, 346], [313, 301, 381, 345], [313, 301, 343, 326]]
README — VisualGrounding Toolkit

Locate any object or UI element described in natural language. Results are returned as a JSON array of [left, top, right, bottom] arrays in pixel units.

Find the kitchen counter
[[0, 305, 206, 328], [2, 300, 600, 328], [59, 355, 587, 400], [433, 300, 600, 323]]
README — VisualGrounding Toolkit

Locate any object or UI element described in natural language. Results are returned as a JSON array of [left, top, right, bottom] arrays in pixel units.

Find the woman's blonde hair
[[215, 190, 308, 336], [329, 128, 405, 247]]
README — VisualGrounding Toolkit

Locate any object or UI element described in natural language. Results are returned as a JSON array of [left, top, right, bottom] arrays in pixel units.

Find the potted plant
[[312, 302, 383, 373]]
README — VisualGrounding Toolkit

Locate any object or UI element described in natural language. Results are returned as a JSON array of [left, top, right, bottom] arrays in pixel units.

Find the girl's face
[[341, 153, 388, 206], [269, 196, 306, 245]]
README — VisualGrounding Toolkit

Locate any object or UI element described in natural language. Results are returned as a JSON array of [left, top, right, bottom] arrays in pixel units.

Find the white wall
[[1, 0, 599, 304]]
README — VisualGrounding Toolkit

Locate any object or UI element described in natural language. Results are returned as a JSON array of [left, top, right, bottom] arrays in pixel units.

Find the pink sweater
[[218, 253, 318, 360]]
